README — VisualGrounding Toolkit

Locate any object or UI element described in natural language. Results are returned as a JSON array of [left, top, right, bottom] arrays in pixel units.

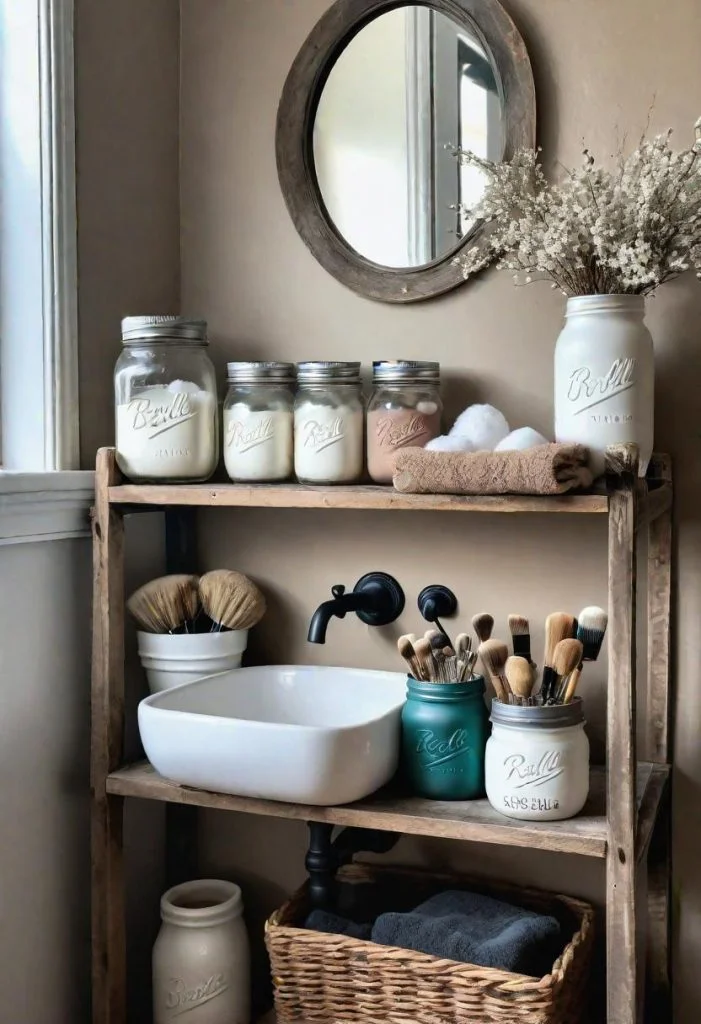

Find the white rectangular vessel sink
[[138, 665, 407, 806]]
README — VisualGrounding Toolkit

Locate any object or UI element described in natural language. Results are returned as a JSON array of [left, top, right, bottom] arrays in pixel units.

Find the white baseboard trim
[[0, 470, 94, 544]]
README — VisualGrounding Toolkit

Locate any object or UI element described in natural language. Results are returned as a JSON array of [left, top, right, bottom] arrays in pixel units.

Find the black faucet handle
[[331, 584, 346, 599]]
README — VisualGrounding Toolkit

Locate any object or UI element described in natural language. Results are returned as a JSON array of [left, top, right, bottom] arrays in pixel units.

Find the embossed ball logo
[[416, 728, 470, 768]]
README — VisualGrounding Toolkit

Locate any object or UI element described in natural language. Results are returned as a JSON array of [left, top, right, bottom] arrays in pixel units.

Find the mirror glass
[[312, 5, 504, 269]]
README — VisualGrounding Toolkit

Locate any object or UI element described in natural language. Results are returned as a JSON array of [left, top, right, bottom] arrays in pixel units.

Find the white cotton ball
[[168, 379, 201, 394], [494, 427, 551, 451], [425, 434, 477, 452], [449, 404, 510, 450]]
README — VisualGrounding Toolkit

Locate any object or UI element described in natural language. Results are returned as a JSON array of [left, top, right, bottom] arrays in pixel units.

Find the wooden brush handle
[[492, 674, 509, 703], [563, 666, 582, 704]]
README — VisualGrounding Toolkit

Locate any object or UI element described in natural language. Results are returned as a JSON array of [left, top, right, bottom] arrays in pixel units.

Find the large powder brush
[[478, 639, 509, 702], [541, 612, 577, 701], [127, 575, 200, 634], [199, 569, 266, 631]]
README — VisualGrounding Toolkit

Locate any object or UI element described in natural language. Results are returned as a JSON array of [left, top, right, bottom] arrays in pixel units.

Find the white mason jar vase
[[485, 699, 589, 822], [153, 879, 250, 1024], [554, 294, 654, 477]]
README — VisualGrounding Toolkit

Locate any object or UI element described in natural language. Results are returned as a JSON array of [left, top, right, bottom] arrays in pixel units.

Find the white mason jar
[[223, 362, 295, 482], [294, 361, 364, 484], [153, 879, 250, 1024], [554, 294, 654, 478], [114, 316, 219, 483], [485, 699, 589, 822]]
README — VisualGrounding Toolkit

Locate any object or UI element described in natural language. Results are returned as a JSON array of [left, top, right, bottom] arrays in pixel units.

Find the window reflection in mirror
[[313, 5, 503, 270]]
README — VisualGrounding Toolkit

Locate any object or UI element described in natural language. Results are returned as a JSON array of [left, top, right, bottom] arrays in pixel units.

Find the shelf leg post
[[643, 455, 673, 1021], [644, 454, 673, 765], [645, 787, 672, 1022], [91, 449, 126, 1024], [164, 509, 200, 886], [606, 444, 639, 1024], [305, 822, 337, 909]]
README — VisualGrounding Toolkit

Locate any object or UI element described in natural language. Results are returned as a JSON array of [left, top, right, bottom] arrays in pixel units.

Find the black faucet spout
[[306, 573, 405, 645], [307, 592, 367, 644]]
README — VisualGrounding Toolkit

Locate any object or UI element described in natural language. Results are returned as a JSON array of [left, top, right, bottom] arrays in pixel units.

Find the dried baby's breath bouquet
[[454, 118, 701, 296]]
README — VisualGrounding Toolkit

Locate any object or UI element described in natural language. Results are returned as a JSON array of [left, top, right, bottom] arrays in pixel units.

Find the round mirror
[[277, 0, 535, 302], [313, 6, 503, 268]]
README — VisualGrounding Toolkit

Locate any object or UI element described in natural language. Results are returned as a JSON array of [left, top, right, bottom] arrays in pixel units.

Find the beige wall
[[0, 539, 92, 1024], [179, 1, 701, 1019], [75, 0, 181, 466]]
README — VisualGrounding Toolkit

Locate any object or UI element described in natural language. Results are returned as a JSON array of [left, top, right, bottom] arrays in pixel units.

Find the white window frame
[[0, 0, 93, 542]]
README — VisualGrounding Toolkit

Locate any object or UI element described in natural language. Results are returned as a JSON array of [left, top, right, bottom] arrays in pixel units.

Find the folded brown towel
[[393, 444, 593, 496]]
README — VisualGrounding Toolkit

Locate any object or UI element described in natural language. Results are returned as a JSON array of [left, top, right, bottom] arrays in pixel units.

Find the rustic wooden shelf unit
[[91, 444, 673, 1024]]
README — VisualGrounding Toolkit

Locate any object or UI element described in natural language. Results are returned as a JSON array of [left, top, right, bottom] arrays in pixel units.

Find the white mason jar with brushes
[[485, 699, 589, 821], [114, 316, 219, 482], [554, 294, 654, 478]]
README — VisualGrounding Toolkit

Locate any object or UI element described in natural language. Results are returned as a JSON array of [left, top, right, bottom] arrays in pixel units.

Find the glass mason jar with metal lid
[[485, 698, 590, 822], [223, 362, 295, 482], [114, 316, 219, 483], [294, 362, 364, 484], [367, 361, 442, 484]]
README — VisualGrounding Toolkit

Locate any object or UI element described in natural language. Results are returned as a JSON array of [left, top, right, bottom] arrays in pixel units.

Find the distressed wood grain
[[107, 761, 662, 863], [109, 479, 608, 514], [91, 448, 126, 1024], [605, 443, 639, 1024], [275, 0, 536, 303]]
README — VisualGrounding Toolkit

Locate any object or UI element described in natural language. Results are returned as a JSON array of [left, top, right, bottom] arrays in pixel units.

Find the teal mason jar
[[401, 676, 490, 800]]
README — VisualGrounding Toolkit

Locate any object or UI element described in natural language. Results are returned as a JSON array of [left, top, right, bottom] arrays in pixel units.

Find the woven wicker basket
[[265, 862, 595, 1024]]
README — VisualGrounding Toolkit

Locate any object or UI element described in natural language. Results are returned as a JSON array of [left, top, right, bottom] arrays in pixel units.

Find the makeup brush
[[199, 570, 266, 632], [432, 645, 449, 683], [541, 613, 577, 701], [429, 631, 455, 658], [458, 649, 479, 681], [127, 575, 200, 634], [397, 636, 423, 680], [552, 639, 584, 704], [577, 606, 608, 662], [505, 656, 535, 703], [455, 633, 471, 658], [472, 612, 494, 644], [508, 614, 531, 661], [560, 606, 608, 702], [479, 639, 509, 702], [413, 637, 436, 682]]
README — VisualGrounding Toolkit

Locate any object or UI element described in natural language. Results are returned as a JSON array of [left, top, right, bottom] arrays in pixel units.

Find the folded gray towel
[[304, 909, 372, 940], [371, 890, 561, 977]]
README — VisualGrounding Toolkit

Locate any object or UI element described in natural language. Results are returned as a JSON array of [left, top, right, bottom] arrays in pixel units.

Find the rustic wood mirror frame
[[276, 0, 536, 304]]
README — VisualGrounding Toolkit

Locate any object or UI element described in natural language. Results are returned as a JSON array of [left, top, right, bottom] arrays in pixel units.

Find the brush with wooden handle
[[540, 612, 577, 702], [479, 639, 509, 702], [508, 614, 531, 662], [505, 656, 535, 704], [413, 638, 436, 683], [397, 635, 423, 680], [551, 639, 584, 705], [472, 612, 494, 645]]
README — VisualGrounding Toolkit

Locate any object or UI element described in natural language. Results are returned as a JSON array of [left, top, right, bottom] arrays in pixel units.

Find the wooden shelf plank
[[106, 761, 665, 860], [107, 481, 609, 514]]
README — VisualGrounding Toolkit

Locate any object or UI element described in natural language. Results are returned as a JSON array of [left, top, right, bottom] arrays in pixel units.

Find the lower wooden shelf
[[106, 761, 668, 861]]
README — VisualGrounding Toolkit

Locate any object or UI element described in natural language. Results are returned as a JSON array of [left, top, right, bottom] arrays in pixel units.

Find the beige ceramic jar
[[153, 879, 250, 1024]]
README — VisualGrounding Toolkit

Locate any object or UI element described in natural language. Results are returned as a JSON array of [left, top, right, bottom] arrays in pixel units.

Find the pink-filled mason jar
[[367, 361, 442, 484]]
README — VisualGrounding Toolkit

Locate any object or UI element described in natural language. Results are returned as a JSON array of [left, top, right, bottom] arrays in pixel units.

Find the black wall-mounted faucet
[[307, 572, 405, 644]]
